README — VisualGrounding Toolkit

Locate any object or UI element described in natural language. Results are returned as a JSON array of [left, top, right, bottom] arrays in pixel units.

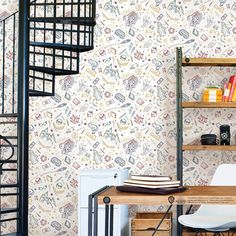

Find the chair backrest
[[194, 164, 236, 216]]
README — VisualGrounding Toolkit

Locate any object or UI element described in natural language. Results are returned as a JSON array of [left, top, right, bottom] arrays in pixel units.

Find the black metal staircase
[[0, 0, 96, 235], [28, 0, 95, 96]]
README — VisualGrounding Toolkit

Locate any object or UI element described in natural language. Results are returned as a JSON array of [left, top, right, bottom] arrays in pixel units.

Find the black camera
[[220, 125, 230, 145]]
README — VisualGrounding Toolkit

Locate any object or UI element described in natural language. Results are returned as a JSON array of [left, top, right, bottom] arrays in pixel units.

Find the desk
[[88, 186, 236, 236]]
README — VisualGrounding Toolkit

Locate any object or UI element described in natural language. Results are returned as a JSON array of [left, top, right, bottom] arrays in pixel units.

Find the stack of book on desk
[[123, 175, 180, 189]]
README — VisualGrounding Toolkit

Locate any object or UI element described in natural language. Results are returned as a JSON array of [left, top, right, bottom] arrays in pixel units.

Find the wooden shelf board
[[182, 102, 236, 108], [182, 58, 236, 67], [182, 145, 236, 151]]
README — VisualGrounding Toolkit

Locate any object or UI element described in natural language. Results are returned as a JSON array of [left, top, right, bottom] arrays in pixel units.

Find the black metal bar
[[176, 47, 183, 184], [0, 160, 17, 164], [0, 121, 17, 125], [186, 205, 193, 214], [0, 208, 18, 214], [0, 193, 18, 196], [62, 0, 65, 71], [94, 195, 98, 236], [105, 204, 109, 236], [0, 120, 1, 230], [0, 184, 18, 188], [18, 0, 30, 234], [0, 114, 18, 118], [32, 0, 37, 92], [88, 194, 93, 236], [12, 13, 16, 114], [0, 217, 19, 223], [110, 205, 114, 236], [28, 49, 80, 58], [0, 12, 19, 23], [152, 204, 173, 236], [2, 20, 5, 115], [28, 66, 79, 75], [52, 0, 56, 93], [88, 186, 110, 236], [176, 47, 183, 236], [1, 168, 17, 172]]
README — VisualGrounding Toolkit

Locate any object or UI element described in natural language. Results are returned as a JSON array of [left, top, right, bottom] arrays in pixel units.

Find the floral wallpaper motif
[[1, 0, 236, 235]]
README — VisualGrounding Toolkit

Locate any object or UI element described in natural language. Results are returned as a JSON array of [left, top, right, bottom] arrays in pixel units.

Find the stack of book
[[123, 175, 180, 189], [202, 87, 223, 102], [223, 75, 236, 102]]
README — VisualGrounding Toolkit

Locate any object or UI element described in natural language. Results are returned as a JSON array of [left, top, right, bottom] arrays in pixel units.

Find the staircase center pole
[[18, 0, 29, 235]]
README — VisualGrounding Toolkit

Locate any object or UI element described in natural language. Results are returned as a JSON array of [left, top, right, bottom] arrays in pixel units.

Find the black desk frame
[[88, 186, 174, 236]]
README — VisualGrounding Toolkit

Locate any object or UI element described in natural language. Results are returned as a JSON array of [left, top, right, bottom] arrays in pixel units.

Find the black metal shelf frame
[[176, 47, 183, 236], [176, 47, 236, 236]]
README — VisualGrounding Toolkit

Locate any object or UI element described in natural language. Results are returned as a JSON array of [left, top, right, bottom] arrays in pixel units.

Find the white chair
[[178, 164, 236, 235]]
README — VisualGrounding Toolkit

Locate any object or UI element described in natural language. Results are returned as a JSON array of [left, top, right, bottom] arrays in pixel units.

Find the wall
[[1, 0, 236, 235]]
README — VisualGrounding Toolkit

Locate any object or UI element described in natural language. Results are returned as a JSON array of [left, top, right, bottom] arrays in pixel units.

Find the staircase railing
[[0, 11, 19, 236], [0, 0, 96, 235]]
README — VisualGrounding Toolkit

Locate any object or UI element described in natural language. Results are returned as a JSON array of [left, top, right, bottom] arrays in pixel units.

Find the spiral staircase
[[0, 1, 96, 235]]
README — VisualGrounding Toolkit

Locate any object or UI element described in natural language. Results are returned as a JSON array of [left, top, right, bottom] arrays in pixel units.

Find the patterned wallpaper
[[1, 0, 236, 235]]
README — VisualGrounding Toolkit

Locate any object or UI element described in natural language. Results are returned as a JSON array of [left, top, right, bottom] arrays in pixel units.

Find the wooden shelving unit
[[182, 57, 236, 67], [182, 102, 236, 108], [176, 47, 236, 236], [182, 145, 236, 151]]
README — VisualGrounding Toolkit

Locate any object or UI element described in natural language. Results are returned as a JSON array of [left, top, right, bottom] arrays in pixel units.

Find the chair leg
[[195, 229, 207, 236]]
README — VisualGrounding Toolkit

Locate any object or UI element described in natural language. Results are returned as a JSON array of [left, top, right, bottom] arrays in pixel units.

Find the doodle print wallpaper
[[1, 0, 236, 235]]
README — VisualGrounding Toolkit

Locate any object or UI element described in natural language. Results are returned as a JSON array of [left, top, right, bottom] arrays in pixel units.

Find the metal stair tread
[[0, 160, 17, 163], [29, 66, 79, 75], [29, 90, 54, 96], [1, 233, 18, 236], [0, 208, 19, 214], [0, 136, 17, 139], [0, 192, 18, 196], [1, 168, 17, 171], [0, 183, 18, 188], [30, 42, 93, 52], [0, 114, 18, 118], [29, 17, 96, 26]]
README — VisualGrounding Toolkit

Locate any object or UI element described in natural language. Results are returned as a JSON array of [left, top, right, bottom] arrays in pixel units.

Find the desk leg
[[88, 195, 93, 236], [177, 205, 183, 236], [94, 196, 98, 236], [103, 196, 114, 236], [110, 205, 114, 236], [152, 204, 173, 236], [104, 204, 114, 236], [88, 186, 111, 236], [105, 204, 109, 236]]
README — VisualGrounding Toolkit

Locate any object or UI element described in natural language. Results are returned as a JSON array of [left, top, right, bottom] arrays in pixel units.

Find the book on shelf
[[223, 82, 231, 102], [123, 182, 180, 189], [130, 175, 171, 182], [203, 87, 222, 95], [232, 88, 236, 102], [228, 75, 236, 102], [202, 87, 223, 102]]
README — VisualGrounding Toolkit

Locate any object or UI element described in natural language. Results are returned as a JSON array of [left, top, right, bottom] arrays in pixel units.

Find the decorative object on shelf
[[220, 125, 230, 145], [202, 87, 223, 102], [228, 75, 236, 101], [223, 75, 236, 102], [200, 134, 218, 145]]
